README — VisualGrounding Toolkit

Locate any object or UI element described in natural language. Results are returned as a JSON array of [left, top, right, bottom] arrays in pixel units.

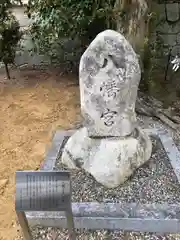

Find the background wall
[[11, 6, 50, 67], [146, 0, 180, 102]]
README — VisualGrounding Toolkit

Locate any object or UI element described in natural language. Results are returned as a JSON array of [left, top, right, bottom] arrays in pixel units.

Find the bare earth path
[[0, 68, 80, 240]]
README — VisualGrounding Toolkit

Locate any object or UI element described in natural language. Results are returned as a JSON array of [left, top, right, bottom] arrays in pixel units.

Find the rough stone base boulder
[[61, 127, 152, 188]]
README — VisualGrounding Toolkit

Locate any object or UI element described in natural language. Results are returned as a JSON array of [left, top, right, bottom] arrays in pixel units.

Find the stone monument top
[[79, 29, 141, 137]]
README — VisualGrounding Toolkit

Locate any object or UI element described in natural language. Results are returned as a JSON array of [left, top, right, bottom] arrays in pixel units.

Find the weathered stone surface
[[165, 3, 179, 22], [61, 127, 152, 188], [79, 30, 141, 137]]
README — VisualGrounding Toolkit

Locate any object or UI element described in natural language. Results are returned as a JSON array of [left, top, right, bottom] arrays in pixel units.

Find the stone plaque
[[16, 171, 76, 240], [16, 171, 71, 211]]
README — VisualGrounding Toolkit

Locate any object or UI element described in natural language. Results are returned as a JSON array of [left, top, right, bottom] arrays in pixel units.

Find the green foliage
[[26, 0, 116, 71], [10, 0, 23, 6], [0, 0, 22, 78]]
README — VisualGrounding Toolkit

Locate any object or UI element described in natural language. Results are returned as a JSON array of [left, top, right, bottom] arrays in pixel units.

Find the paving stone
[[176, 32, 180, 44], [158, 34, 177, 46], [171, 45, 180, 57], [154, 2, 166, 21], [165, 3, 180, 22], [156, 21, 180, 34]]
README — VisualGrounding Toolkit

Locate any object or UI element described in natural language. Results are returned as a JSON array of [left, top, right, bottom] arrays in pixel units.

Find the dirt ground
[[0, 68, 80, 240]]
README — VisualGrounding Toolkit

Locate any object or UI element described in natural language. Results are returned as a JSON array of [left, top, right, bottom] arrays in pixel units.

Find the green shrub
[[27, 0, 116, 72], [0, 0, 22, 79]]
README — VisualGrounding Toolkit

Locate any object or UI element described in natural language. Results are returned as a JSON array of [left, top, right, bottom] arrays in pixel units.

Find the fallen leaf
[[0, 179, 8, 194]]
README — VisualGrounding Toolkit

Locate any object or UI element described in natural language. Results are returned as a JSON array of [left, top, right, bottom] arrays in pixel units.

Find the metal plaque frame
[[15, 170, 76, 240]]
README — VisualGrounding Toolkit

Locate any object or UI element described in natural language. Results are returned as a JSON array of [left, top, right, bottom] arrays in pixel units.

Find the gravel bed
[[29, 227, 179, 240], [137, 115, 180, 151], [54, 136, 180, 204], [30, 115, 180, 239]]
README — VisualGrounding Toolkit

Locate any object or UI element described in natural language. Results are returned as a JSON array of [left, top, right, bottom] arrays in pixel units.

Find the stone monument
[[61, 30, 152, 188]]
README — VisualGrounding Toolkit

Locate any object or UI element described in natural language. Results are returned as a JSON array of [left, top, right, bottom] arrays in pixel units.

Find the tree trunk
[[18, 0, 23, 6], [114, 0, 149, 56], [4, 63, 10, 79], [114, 0, 151, 91]]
